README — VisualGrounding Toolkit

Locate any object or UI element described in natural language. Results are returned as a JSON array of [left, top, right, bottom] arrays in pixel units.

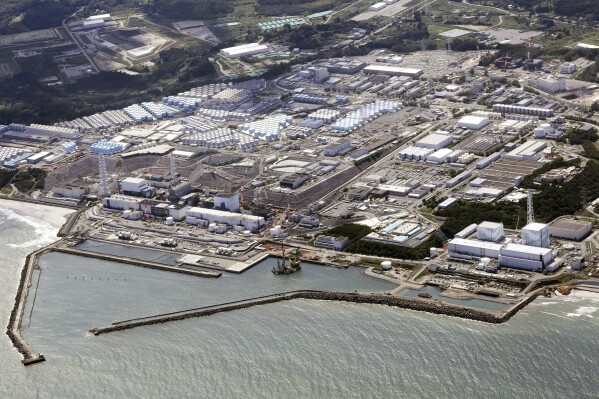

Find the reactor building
[[521, 222, 550, 248]]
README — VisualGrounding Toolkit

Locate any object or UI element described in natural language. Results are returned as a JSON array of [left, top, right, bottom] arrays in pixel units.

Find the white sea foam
[[566, 306, 597, 318], [0, 207, 58, 248]]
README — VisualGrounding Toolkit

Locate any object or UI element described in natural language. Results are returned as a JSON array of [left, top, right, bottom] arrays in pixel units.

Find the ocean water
[[1, 206, 599, 398]]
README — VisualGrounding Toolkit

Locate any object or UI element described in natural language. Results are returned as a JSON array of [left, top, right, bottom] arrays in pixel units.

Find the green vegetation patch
[[325, 223, 443, 260], [0, 167, 46, 194]]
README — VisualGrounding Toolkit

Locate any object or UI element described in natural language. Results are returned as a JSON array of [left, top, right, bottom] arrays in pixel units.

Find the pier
[[52, 247, 222, 278], [89, 290, 540, 336]]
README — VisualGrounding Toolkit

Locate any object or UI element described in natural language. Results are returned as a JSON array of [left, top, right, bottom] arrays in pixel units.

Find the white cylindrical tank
[[381, 261, 392, 270], [165, 217, 174, 226]]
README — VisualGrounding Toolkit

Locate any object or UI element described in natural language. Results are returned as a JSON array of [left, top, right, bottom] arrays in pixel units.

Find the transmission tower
[[98, 154, 108, 197], [527, 189, 535, 225]]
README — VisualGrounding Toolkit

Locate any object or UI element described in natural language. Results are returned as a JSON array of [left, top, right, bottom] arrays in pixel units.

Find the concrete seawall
[[6, 247, 50, 365], [90, 290, 540, 336], [52, 247, 221, 278]]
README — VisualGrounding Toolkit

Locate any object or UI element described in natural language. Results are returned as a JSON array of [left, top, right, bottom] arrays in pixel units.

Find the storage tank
[[381, 261, 392, 271], [165, 217, 174, 226]]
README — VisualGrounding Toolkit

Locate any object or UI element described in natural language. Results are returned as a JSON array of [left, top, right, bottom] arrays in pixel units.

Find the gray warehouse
[[549, 219, 592, 241]]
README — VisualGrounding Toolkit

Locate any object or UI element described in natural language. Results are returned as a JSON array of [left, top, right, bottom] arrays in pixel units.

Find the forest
[[0, 47, 216, 125], [324, 224, 443, 260], [437, 160, 599, 238]]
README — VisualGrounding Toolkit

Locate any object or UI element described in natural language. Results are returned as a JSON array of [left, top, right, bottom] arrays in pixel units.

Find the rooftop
[[503, 243, 552, 255], [439, 29, 473, 38], [523, 222, 549, 231], [449, 238, 503, 251]]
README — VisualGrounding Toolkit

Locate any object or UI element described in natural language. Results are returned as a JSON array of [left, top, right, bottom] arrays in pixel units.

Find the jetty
[[6, 246, 51, 366], [89, 290, 540, 336]]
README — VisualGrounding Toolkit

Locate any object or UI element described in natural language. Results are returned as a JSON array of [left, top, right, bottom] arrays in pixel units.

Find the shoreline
[[1, 199, 76, 365], [0, 198, 76, 230], [3, 198, 597, 365]]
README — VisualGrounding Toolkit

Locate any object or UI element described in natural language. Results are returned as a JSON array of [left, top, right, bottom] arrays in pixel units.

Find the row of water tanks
[[141, 102, 179, 119], [196, 108, 250, 122], [238, 115, 293, 141], [178, 82, 229, 99], [123, 104, 155, 123], [331, 100, 402, 132], [292, 93, 328, 104], [182, 129, 260, 148], [308, 109, 341, 123], [90, 139, 128, 155], [163, 95, 202, 110]]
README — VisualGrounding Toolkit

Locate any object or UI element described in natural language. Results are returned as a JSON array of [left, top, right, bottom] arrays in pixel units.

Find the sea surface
[[1, 206, 599, 398]]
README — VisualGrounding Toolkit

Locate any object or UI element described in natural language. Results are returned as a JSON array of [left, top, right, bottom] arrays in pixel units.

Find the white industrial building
[[499, 243, 555, 272], [214, 193, 240, 212], [120, 177, 155, 197], [369, 2, 387, 11], [426, 148, 454, 163], [448, 238, 503, 258], [186, 207, 265, 232], [398, 146, 434, 161], [314, 235, 349, 250], [477, 221, 504, 242], [323, 140, 351, 156], [522, 222, 550, 248], [536, 77, 566, 93], [103, 194, 145, 211], [220, 43, 269, 59], [362, 65, 424, 78], [455, 223, 477, 239], [457, 115, 490, 130], [560, 63, 577, 74], [415, 133, 452, 150], [505, 140, 547, 161], [313, 67, 329, 83]]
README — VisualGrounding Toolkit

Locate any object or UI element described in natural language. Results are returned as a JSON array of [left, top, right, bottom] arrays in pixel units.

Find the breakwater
[[52, 247, 221, 278], [90, 290, 539, 336], [6, 246, 50, 365], [57, 209, 84, 237]]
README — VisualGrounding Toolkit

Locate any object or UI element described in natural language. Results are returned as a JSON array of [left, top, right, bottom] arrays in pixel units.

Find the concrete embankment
[[57, 209, 84, 237], [90, 290, 539, 336], [6, 247, 49, 365], [52, 247, 221, 278]]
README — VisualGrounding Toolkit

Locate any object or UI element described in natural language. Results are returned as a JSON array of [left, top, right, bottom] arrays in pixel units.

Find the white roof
[[479, 221, 503, 229], [503, 243, 552, 255], [417, 133, 451, 145], [122, 177, 146, 184], [449, 238, 503, 251], [363, 65, 423, 75], [458, 115, 489, 125], [87, 14, 111, 20], [438, 197, 457, 207], [429, 148, 453, 157], [577, 42, 599, 49], [222, 43, 269, 56], [440, 29, 472, 38], [522, 222, 548, 231]]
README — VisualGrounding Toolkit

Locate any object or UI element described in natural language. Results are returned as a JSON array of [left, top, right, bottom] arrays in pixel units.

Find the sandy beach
[[0, 199, 74, 230]]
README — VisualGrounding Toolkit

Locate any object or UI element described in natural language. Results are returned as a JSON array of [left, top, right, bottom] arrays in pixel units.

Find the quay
[[89, 289, 541, 336], [52, 246, 222, 278]]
